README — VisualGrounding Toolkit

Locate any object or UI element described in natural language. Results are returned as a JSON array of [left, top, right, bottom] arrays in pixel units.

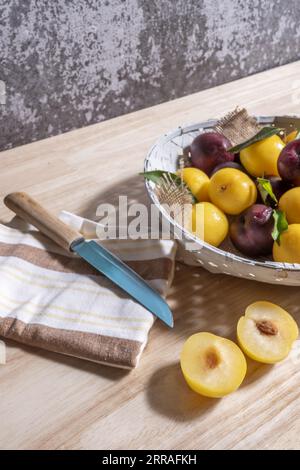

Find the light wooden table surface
[[1, 61, 300, 450]]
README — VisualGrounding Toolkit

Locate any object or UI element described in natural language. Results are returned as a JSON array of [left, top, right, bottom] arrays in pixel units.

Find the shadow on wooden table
[[158, 262, 300, 339], [241, 359, 274, 389], [78, 174, 149, 221], [146, 362, 218, 421], [146, 360, 274, 422], [4, 338, 129, 381]]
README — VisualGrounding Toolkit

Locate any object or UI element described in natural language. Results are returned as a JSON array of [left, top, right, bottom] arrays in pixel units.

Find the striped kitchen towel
[[0, 214, 176, 368]]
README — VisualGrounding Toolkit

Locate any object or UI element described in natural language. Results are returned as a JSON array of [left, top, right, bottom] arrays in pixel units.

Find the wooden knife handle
[[4, 192, 84, 252]]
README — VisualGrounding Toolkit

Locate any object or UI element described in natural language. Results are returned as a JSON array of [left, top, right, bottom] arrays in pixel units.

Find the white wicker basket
[[144, 115, 300, 286]]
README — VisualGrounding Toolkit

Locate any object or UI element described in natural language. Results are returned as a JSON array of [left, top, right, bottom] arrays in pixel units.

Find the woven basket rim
[[144, 114, 300, 273]]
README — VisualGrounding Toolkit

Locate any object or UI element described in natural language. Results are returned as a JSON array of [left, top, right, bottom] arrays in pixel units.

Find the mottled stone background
[[0, 0, 300, 150]]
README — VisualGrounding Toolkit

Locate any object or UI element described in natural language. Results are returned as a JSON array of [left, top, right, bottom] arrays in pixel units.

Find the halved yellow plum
[[180, 332, 247, 398], [237, 301, 298, 364]]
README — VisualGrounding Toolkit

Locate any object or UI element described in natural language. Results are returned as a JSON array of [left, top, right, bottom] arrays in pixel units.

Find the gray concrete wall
[[1, 0, 299, 151]]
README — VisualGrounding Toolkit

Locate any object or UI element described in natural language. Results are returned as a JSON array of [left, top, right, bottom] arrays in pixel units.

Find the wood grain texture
[[4, 192, 84, 251], [1, 61, 300, 450]]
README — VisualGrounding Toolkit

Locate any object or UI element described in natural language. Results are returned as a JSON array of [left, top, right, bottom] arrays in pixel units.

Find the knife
[[4, 192, 173, 327]]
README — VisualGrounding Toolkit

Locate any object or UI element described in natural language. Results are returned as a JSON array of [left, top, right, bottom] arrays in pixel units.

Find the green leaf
[[140, 170, 197, 203], [257, 177, 278, 205], [228, 127, 282, 153], [272, 209, 288, 245], [140, 170, 180, 185]]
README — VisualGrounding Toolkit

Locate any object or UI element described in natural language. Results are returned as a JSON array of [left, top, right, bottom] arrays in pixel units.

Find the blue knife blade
[[72, 240, 174, 327]]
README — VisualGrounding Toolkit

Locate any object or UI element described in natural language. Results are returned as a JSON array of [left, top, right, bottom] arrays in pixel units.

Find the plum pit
[[255, 319, 278, 336], [205, 348, 220, 369]]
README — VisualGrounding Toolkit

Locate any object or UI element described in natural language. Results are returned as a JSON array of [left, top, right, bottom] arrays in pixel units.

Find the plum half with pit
[[190, 132, 234, 176], [230, 204, 274, 257], [278, 139, 300, 186]]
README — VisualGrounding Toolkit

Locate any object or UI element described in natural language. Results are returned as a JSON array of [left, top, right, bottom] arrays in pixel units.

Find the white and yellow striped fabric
[[0, 213, 176, 368]]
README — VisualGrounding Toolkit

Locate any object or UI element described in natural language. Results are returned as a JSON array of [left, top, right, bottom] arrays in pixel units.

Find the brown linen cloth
[[0, 214, 176, 368]]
